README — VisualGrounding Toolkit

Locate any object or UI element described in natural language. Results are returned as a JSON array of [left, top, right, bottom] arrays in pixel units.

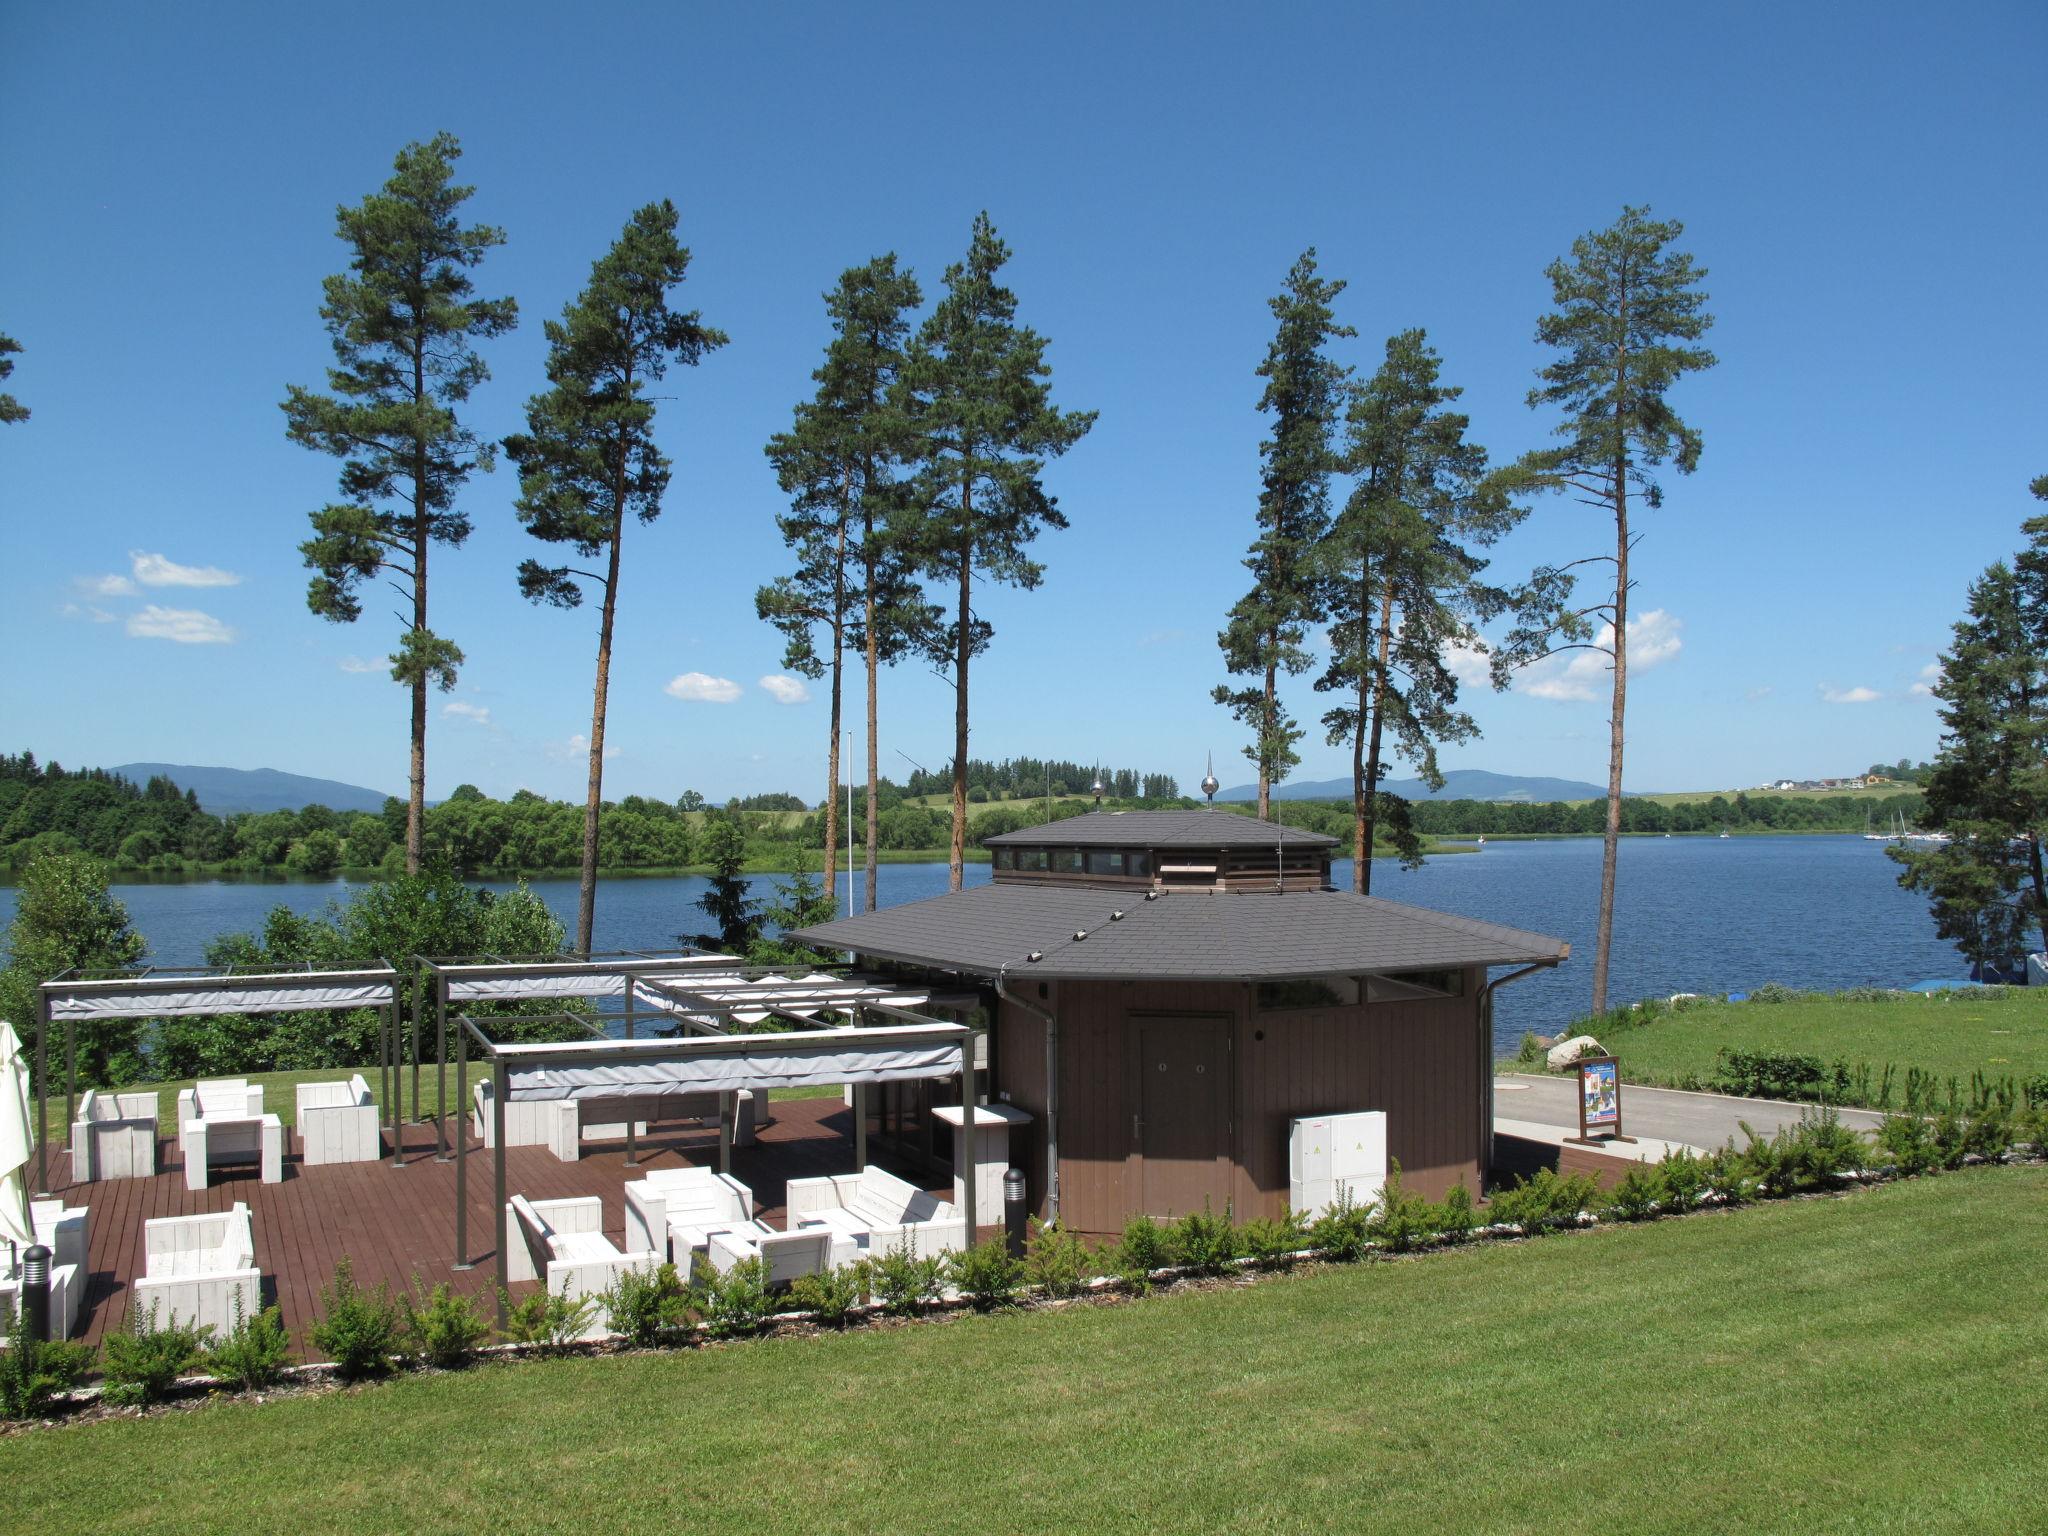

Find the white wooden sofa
[[132, 1202, 261, 1334], [474, 1081, 757, 1161], [785, 1165, 967, 1266], [706, 1226, 835, 1288], [623, 1167, 762, 1267], [0, 1199, 90, 1339], [71, 1089, 159, 1182], [294, 1074, 380, 1165], [503, 1194, 660, 1342]]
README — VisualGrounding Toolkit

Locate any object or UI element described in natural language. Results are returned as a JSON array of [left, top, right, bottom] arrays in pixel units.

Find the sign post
[[1570, 1055, 1634, 1145]]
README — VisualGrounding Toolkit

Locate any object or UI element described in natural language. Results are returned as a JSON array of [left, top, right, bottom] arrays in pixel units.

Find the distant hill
[[1217, 768, 1630, 804], [111, 763, 393, 816]]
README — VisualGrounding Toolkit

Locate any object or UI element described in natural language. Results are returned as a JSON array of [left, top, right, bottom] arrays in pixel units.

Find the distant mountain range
[[113, 763, 393, 816], [1217, 768, 1633, 804]]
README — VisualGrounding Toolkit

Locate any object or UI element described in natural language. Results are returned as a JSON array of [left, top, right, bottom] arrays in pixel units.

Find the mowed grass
[[4, 1168, 2043, 1534], [1598, 988, 2048, 1095]]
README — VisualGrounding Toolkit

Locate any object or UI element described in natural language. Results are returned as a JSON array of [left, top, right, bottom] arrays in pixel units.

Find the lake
[[0, 835, 1968, 1052]]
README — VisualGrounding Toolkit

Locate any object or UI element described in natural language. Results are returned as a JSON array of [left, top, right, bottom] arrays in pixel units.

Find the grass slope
[[1594, 988, 2048, 1095], [4, 1168, 2042, 1533]]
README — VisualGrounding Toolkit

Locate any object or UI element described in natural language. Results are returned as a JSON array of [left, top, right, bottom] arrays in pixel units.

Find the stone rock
[[1546, 1034, 1604, 1070]]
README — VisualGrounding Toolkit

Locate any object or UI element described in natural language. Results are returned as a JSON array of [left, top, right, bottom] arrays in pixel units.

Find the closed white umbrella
[[0, 1020, 35, 1260]]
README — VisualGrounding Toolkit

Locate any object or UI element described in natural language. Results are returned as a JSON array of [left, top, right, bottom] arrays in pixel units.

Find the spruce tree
[[899, 213, 1095, 890], [0, 331, 28, 424], [284, 134, 517, 874], [503, 200, 725, 955], [1215, 250, 1354, 819], [760, 256, 932, 913], [1316, 330, 1517, 891], [1501, 207, 1715, 1013]]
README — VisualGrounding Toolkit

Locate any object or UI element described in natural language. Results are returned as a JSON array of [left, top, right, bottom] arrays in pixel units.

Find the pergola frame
[[34, 961, 403, 1193], [452, 1002, 978, 1321]]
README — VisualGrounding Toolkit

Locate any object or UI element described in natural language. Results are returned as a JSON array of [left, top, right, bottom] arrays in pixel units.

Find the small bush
[[693, 1256, 772, 1339], [1239, 1206, 1312, 1264], [1514, 1031, 1546, 1068], [1488, 1168, 1599, 1235], [1307, 1189, 1376, 1262], [204, 1292, 292, 1389], [101, 1301, 210, 1406], [1438, 1181, 1478, 1243], [603, 1262, 688, 1347], [308, 1257, 405, 1380], [1023, 1219, 1093, 1299], [869, 1237, 945, 1317], [1112, 1213, 1173, 1290], [499, 1285, 594, 1350], [1167, 1204, 1240, 1276], [1606, 1164, 1663, 1221], [0, 1307, 94, 1419], [1658, 1149, 1707, 1213], [947, 1238, 1024, 1310], [401, 1280, 490, 1369], [1370, 1164, 1439, 1254], [786, 1262, 868, 1326], [1875, 1111, 1936, 1175]]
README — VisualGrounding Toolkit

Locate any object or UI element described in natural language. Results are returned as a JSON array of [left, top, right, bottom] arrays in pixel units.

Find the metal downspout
[[995, 965, 1059, 1224], [1476, 961, 1558, 1179]]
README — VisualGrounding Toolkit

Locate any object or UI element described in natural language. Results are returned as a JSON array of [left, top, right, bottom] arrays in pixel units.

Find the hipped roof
[[982, 809, 1337, 850]]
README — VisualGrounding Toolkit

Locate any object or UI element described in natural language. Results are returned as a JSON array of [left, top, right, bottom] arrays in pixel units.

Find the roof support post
[[62, 1002, 77, 1170], [718, 1093, 733, 1175], [960, 1038, 978, 1247], [434, 984, 451, 1162], [454, 1020, 472, 1269], [995, 970, 1058, 1223], [1476, 962, 1554, 1186], [622, 982, 639, 1169], [492, 1052, 509, 1329], [386, 1002, 404, 1168], [32, 986, 50, 1197], [409, 968, 423, 1125], [853, 1082, 866, 1172]]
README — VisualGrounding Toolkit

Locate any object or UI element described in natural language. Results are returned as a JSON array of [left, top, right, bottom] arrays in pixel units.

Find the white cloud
[[557, 732, 620, 762], [1745, 685, 1774, 702], [76, 573, 138, 598], [338, 655, 383, 675], [1909, 662, 1941, 698], [130, 550, 241, 588], [666, 671, 742, 703], [443, 700, 492, 724], [758, 673, 811, 705], [61, 602, 120, 624], [127, 604, 235, 644], [1521, 609, 1683, 702], [1442, 638, 1493, 690], [1820, 684, 1882, 705]]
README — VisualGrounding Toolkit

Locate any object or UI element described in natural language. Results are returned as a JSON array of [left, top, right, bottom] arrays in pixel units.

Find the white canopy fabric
[[0, 1021, 36, 1250], [48, 980, 395, 1020], [632, 972, 934, 1025], [445, 973, 635, 1004], [503, 1039, 964, 1100]]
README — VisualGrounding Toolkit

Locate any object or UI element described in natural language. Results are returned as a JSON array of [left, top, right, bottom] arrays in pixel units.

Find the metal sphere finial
[[1200, 750, 1220, 803]]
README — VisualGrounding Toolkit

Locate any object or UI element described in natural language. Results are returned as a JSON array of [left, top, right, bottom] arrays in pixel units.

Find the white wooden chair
[[132, 1203, 261, 1334], [623, 1167, 757, 1264], [705, 1226, 835, 1288], [785, 1165, 967, 1266], [294, 1074, 380, 1164], [71, 1089, 159, 1181], [503, 1194, 659, 1342]]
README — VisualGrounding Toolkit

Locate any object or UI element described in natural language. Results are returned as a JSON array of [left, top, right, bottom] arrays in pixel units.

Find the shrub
[[947, 1238, 1025, 1311], [1875, 1111, 1936, 1175], [1962, 1106, 2015, 1162], [1657, 1149, 1707, 1213], [1112, 1213, 1173, 1289], [499, 1284, 594, 1350], [1514, 1031, 1546, 1068], [1, 1306, 94, 1419], [1488, 1168, 1599, 1235], [786, 1262, 867, 1326], [869, 1237, 945, 1317], [204, 1292, 292, 1389], [1438, 1180, 1478, 1243], [1931, 1109, 1970, 1170], [1167, 1204, 1240, 1276], [1606, 1164, 1663, 1221], [1715, 1048, 1828, 1103], [308, 1257, 405, 1380], [693, 1256, 772, 1339], [1239, 1206, 1312, 1264], [1370, 1164, 1440, 1253], [101, 1301, 210, 1406], [603, 1262, 688, 1347], [401, 1280, 490, 1369], [1307, 1188, 1376, 1262], [1023, 1219, 1093, 1299]]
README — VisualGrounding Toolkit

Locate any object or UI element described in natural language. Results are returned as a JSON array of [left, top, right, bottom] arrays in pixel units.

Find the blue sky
[[3, 3, 2042, 804]]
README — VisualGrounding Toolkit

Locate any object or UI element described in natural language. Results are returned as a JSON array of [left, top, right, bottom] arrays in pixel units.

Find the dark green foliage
[[0, 850, 148, 1086], [1487, 1168, 1601, 1235], [1166, 1204, 1241, 1276], [946, 1237, 1025, 1310], [0, 329, 27, 424], [308, 1257, 405, 1380], [602, 1262, 688, 1347], [1307, 1188, 1378, 1262], [1215, 249, 1355, 813], [868, 1236, 945, 1316], [1657, 1149, 1708, 1213], [898, 212, 1095, 886], [1731, 1109, 1867, 1197], [1111, 1213, 1174, 1289], [746, 859, 838, 967], [1369, 1164, 1439, 1253], [1023, 1219, 1093, 1299], [498, 1285, 594, 1350], [1437, 1180, 1478, 1243], [786, 1262, 868, 1326], [692, 818, 762, 954], [283, 133, 517, 873], [692, 1255, 773, 1339], [1714, 1048, 1836, 1102], [1606, 1165, 1664, 1221], [101, 1302, 210, 1406], [203, 1294, 292, 1389], [1874, 1112, 1937, 1176], [1, 1306, 92, 1419], [1238, 1206, 1313, 1264], [401, 1280, 490, 1369]]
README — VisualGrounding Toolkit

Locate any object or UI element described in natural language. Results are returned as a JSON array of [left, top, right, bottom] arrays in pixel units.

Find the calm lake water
[[0, 835, 1966, 1052]]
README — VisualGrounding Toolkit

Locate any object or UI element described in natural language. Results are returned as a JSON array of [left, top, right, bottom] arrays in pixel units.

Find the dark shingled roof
[[791, 883, 1568, 981], [982, 808, 1336, 850]]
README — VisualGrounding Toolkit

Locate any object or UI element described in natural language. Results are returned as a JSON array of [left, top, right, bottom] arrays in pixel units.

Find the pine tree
[[284, 134, 517, 875], [1316, 330, 1517, 891], [1500, 207, 1715, 1013], [503, 200, 725, 955], [0, 331, 28, 424], [1215, 250, 1354, 819], [760, 256, 932, 914], [900, 213, 1095, 890]]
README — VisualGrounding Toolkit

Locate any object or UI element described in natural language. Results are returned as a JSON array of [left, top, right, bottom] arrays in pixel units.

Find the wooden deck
[[41, 1096, 948, 1351]]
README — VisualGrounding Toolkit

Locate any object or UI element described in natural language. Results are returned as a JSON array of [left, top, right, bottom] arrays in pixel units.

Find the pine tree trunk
[[949, 486, 972, 891], [1591, 477, 1629, 1016], [1359, 588, 1395, 897], [821, 496, 847, 908], [405, 342, 428, 877], [1258, 653, 1277, 821], [863, 521, 881, 917], [577, 519, 623, 958]]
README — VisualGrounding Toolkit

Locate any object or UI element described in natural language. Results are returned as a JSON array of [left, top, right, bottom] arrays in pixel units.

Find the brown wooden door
[[1131, 1016, 1232, 1218]]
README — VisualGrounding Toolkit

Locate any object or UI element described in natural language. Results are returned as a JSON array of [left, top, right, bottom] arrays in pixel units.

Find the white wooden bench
[[71, 1089, 159, 1182], [785, 1165, 967, 1267], [294, 1074, 380, 1164], [133, 1202, 261, 1334], [473, 1081, 757, 1161], [623, 1167, 759, 1266], [503, 1194, 659, 1341]]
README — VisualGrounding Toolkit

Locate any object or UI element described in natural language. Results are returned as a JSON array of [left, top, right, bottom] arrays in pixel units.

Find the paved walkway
[[1494, 1073, 1885, 1150]]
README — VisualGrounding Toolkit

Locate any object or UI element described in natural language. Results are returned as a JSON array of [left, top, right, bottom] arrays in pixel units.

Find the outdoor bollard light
[[1004, 1167, 1029, 1257], [20, 1243, 52, 1343]]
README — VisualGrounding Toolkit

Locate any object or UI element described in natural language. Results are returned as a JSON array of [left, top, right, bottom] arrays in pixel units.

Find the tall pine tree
[[1215, 250, 1354, 819], [284, 134, 517, 874], [503, 201, 726, 954], [900, 213, 1095, 890], [760, 256, 932, 914], [1316, 330, 1517, 891], [0, 331, 28, 424], [1500, 207, 1714, 1014]]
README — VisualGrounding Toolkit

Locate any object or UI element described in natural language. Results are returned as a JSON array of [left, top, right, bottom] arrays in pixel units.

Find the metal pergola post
[[622, 981, 638, 1169], [410, 970, 425, 1125], [386, 1000, 404, 1168], [454, 1018, 473, 1270], [492, 1051, 509, 1326], [434, 973, 451, 1162], [33, 988, 50, 1196]]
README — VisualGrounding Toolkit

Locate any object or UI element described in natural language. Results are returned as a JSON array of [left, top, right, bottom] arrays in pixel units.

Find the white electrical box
[[1289, 1110, 1388, 1217]]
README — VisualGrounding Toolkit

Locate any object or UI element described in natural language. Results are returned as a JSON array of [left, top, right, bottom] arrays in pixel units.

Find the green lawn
[[1588, 988, 2048, 1098], [2, 1167, 2039, 1532]]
